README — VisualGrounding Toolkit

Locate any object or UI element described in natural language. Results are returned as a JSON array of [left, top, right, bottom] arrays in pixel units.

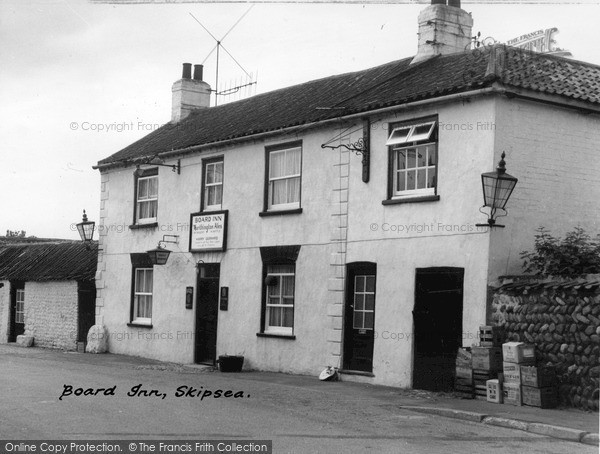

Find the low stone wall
[[492, 276, 600, 410]]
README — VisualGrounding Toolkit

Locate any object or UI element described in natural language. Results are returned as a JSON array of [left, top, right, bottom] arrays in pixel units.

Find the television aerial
[[189, 6, 258, 106]]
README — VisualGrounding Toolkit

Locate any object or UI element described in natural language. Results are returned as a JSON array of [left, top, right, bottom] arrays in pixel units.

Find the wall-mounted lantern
[[146, 234, 179, 265], [477, 152, 518, 228], [76, 210, 95, 246]]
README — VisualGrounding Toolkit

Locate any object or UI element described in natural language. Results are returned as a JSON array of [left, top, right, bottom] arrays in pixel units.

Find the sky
[[1, 0, 599, 240]]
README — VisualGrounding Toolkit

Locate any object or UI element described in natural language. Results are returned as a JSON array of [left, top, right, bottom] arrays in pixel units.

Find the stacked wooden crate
[[472, 326, 504, 400], [502, 342, 536, 406], [521, 365, 558, 408], [455, 347, 474, 398]]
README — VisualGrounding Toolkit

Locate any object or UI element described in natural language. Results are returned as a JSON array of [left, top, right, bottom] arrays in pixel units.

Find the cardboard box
[[479, 325, 505, 347], [503, 362, 521, 384], [486, 379, 503, 404], [502, 382, 522, 406], [472, 347, 502, 371], [502, 342, 536, 364], [522, 386, 558, 409], [456, 348, 472, 367], [455, 365, 473, 384], [520, 365, 557, 388]]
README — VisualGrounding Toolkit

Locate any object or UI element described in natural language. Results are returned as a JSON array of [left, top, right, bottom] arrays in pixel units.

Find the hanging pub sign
[[189, 210, 228, 252]]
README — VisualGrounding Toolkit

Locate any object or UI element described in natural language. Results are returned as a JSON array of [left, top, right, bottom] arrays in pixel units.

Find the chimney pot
[[193, 64, 204, 81], [411, 1, 473, 65], [182, 63, 192, 79], [172, 64, 211, 122]]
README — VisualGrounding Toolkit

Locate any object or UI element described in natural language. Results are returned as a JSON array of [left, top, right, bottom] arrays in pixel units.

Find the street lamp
[[477, 152, 518, 228], [76, 210, 95, 245], [146, 234, 179, 265], [146, 245, 171, 266]]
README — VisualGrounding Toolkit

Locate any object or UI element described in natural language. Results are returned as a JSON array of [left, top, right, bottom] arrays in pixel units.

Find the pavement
[[205, 367, 599, 447], [2, 343, 598, 449]]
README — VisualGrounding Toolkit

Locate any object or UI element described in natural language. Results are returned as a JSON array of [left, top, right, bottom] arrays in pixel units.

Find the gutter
[[93, 87, 497, 171]]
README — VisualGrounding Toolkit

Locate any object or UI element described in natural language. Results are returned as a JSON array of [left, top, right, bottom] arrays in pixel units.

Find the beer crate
[[502, 342, 535, 365], [473, 369, 497, 382], [521, 386, 558, 409], [454, 379, 474, 399], [455, 365, 473, 384], [503, 362, 521, 384], [456, 347, 472, 367], [520, 365, 557, 388], [502, 382, 522, 406], [474, 369, 497, 401], [474, 383, 488, 400], [472, 347, 502, 371], [479, 325, 505, 347], [486, 379, 503, 404]]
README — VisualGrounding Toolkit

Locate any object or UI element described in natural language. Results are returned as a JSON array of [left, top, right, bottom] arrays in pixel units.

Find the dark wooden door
[[343, 262, 377, 372], [78, 281, 96, 343], [9, 281, 25, 342], [413, 267, 464, 391], [195, 264, 220, 364]]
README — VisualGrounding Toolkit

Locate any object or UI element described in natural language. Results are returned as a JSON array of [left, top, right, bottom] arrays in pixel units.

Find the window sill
[[338, 369, 375, 377], [259, 208, 303, 217], [382, 195, 440, 205], [127, 322, 153, 329], [256, 333, 296, 340], [129, 222, 158, 230]]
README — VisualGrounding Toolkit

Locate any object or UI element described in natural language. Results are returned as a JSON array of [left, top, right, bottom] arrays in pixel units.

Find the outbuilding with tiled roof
[[0, 241, 98, 351]]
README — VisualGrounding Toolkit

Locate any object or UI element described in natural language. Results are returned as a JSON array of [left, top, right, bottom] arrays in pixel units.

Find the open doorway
[[413, 267, 464, 391]]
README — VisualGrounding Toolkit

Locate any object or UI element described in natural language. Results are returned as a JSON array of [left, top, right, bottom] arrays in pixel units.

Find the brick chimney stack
[[410, 0, 473, 65], [171, 63, 211, 122]]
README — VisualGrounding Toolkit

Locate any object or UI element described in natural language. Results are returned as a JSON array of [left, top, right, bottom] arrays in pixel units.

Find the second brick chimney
[[411, 0, 473, 65], [171, 63, 211, 122]]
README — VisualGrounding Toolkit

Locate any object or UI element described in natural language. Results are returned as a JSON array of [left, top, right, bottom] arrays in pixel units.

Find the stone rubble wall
[[492, 278, 600, 410], [24, 281, 79, 350]]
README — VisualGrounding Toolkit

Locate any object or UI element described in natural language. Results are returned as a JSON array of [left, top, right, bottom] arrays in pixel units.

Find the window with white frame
[[133, 268, 153, 324], [203, 159, 223, 211], [136, 174, 158, 223], [265, 264, 295, 335], [386, 120, 437, 199], [353, 275, 375, 330], [267, 145, 301, 210], [15, 289, 24, 324]]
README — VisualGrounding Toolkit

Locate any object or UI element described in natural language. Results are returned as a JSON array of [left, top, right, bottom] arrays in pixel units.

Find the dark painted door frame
[[8, 280, 25, 342], [77, 280, 96, 343], [343, 261, 377, 373], [195, 263, 220, 365], [412, 267, 464, 391]]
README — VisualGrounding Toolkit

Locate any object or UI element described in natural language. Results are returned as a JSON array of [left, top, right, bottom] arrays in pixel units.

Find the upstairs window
[[135, 168, 158, 224], [266, 143, 302, 211], [386, 119, 438, 199], [202, 158, 224, 211]]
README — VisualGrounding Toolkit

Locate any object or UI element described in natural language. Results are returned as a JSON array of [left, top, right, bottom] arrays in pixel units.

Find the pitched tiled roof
[[0, 241, 98, 281], [97, 45, 600, 167]]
